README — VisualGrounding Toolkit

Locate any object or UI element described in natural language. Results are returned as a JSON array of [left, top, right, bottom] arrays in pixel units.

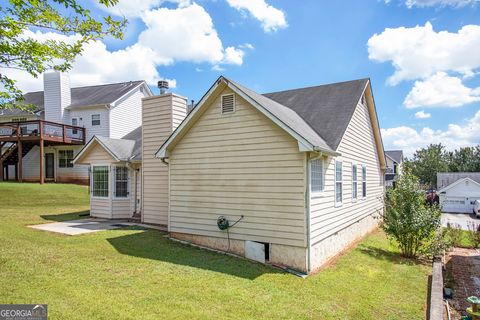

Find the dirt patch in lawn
[[444, 247, 480, 318]]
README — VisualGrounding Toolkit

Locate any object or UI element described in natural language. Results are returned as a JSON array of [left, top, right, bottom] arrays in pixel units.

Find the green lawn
[[0, 182, 430, 319]]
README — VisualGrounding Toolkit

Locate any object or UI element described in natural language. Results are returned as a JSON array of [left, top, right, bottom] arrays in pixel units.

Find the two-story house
[[0, 72, 151, 183], [385, 150, 403, 188]]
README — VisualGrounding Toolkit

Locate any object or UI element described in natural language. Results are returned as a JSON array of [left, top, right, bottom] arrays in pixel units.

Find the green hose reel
[[217, 216, 230, 230]]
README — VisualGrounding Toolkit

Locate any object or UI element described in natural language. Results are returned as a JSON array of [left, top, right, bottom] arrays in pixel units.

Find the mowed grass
[[0, 182, 430, 319]]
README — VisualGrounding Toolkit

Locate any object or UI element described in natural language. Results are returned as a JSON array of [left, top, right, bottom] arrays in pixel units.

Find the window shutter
[[221, 94, 235, 114]]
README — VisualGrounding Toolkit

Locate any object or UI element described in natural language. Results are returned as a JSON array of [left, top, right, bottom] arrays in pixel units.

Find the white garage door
[[442, 196, 469, 213]]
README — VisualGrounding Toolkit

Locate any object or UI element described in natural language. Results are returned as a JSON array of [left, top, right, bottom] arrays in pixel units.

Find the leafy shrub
[[466, 221, 480, 248], [381, 172, 442, 258], [445, 223, 464, 247], [423, 228, 450, 258]]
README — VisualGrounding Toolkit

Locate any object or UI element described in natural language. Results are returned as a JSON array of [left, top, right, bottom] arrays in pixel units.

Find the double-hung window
[[114, 166, 129, 198], [92, 114, 101, 126], [362, 165, 367, 198], [92, 166, 109, 197], [59, 150, 74, 168], [310, 158, 324, 193], [335, 161, 343, 205], [352, 164, 358, 200]]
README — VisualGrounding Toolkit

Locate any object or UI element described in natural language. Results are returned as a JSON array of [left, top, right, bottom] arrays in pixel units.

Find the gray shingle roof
[[437, 172, 480, 189], [95, 136, 137, 162], [90, 126, 143, 162], [263, 78, 369, 150], [1, 80, 145, 117], [122, 126, 142, 161], [385, 150, 403, 164], [227, 78, 334, 153]]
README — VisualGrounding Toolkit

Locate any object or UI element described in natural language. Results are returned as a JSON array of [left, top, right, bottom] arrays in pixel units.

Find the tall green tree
[[446, 146, 480, 172], [408, 144, 448, 188], [0, 0, 127, 110]]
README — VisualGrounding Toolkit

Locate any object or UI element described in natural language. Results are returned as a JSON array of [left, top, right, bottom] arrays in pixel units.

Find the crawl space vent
[[221, 94, 235, 114]]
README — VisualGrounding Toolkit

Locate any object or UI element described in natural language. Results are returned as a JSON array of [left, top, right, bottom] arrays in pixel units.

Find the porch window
[[92, 114, 101, 126], [114, 166, 129, 198], [310, 158, 324, 193], [362, 165, 367, 198], [92, 166, 109, 197], [335, 161, 343, 205], [59, 150, 74, 168], [352, 164, 358, 200]]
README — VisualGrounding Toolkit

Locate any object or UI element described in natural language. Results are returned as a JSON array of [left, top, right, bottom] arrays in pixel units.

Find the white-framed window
[[221, 94, 235, 114], [58, 150, 74, 168], [92, 165, 109, 198], [352, 164, 358, 200], [310, 158, 324, 194], [335, 160, 343, 205], [114, 166, 129, 198], [91, 114, 101, 126], [362, 165, 367, 198]]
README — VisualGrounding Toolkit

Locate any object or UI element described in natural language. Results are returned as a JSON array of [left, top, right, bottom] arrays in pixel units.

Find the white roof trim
[[155, 77, 339, 158], [385, 153, 397, 163], [438, 177, 480, 193], [110, 81, 152, 108], [73, 136, 120, 164]]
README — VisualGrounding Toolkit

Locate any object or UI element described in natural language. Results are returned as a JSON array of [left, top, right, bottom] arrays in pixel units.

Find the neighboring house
[[384, 150, 403, 188], [0, 72, 151, 183], [74, 76, 387, 274], [437, 172, 480, 213]]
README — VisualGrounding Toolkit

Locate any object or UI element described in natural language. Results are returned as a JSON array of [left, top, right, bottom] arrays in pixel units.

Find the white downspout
[[306, 154, 312, 273]]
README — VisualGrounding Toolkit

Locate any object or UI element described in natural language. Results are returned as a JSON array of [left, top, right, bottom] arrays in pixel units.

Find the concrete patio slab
[[29, 219, 135, 235]]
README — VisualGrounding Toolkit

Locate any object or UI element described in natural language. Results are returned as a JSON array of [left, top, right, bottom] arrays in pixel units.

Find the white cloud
[[226, 0, 287, 32], [367, 22, 480, 85], [4, 30, 170, 93], [99, 0, 191, 18], [7, 2, 247, 93], [414, 110, 431, 119], [405, 0, 478, 7], [381, 110, 480, 156], [404, 72, 480, 108], [138, 4, 244, 65]]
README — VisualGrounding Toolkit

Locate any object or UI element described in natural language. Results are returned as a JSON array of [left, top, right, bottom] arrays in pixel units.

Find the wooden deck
[[0, 120, 86, 184], [0, 120, 85, 144]]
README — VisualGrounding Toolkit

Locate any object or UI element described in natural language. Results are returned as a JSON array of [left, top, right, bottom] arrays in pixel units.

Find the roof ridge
[[263, 78, 369, 95], [70, 80, 145, 90]]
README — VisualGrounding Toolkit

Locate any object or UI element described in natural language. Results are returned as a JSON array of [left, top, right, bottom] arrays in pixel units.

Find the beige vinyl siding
[[91, 198, 110, 218], [169, 88, 307, 247], [76, 141, 116, 164], [111, 199, 131, 218], [142, 94, 186, 225], [310, 99, 384, 245]]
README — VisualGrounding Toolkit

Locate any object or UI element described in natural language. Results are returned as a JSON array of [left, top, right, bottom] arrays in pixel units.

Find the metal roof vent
[[157, 80, 169, 94]]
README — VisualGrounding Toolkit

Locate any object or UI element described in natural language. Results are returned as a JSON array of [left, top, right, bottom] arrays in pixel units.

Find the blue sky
[[11, 0, 480, 156]]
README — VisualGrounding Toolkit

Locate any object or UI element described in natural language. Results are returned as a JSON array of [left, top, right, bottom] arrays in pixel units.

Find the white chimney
[[43, 72, 71, 123]]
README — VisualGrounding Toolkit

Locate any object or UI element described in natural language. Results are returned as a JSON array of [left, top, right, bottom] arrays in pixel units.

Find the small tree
[[381, 172, 441, 258]]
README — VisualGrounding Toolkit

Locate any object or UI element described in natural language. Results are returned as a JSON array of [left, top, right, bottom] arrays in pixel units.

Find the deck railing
[[0, 120, 85, 144]]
